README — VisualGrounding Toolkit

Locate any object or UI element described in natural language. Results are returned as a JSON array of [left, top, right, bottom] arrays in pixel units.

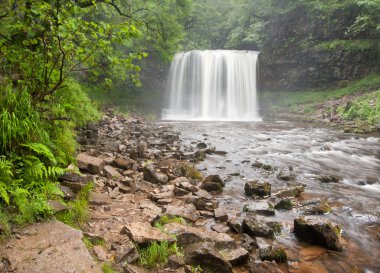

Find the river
[[160, 120, 380, 273]]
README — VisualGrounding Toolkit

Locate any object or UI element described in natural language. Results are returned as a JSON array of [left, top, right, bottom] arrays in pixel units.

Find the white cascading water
[[162, 50, 261, 121]]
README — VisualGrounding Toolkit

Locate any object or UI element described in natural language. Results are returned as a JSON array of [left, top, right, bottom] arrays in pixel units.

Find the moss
[[101, 262, 118, 273], [260, 247, 287, 263], [178, 163, 203, 181]]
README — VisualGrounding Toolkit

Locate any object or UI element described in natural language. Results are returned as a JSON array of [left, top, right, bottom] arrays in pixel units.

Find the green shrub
[[139, 241, 181, 268]]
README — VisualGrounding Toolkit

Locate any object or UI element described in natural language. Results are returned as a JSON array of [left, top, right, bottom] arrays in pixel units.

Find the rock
[[294, 216, 342, 251], [59, 172, 93, 193], [196, 142, 207, 149], [164, 204, 200, 223], [77, 153, 105, 174], [143, 164, 169, 184], [0, 221, 102, 273], [202, 175, 225, 186], [227, 218, 243, 233], [318, 175, 341, 183], [104, 165, 122, 179], [121, 222, 175, 247], [201, 182, 224, 193], [214, 207, 228, 221], [259, 247, 287, 263], [252, 162, 263, 168], [274, 199, 296, 210], [113, 157, 134, 170], [274, 185, 304, 198], [47, 200, 68, 213], [89, 192, 112, 206], [276, 170, 296, 181], [58, 185, 75, 201], [301, 200, 331, 215], [112, 240, 140, 264], [168, 255, 186, 269], [164, 222, 235, 249], [242, 219, 275, 238], [244, 181, 271, 197], [184, 242, 233, 273], [93, 245, 107, 261], [249, 261, 283, 273], [243, 201, 275, 216], [223, 247, 249, 266], [211, 223, 230, 233]]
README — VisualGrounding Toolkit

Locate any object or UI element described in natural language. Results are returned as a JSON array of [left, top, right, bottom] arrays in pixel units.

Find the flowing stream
[[161, 120, 380, 273], [162, 50, 260, 121]]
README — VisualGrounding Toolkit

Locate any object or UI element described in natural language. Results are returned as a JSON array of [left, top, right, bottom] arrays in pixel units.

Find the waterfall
[[162, 50, 261, 121]]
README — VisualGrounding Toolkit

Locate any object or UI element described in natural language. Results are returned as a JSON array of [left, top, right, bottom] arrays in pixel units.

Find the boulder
[[244, 181, 271, 197], [242, 219, 275, 238], [214, 207, 228, 221], [259, 247, 287, 263], [112, 157, 134, 170], [143, 164, 169, 184], [202, 175, 225, 186], [164, 204, 200, 223], [104, 165, 122, 179], [294, 216, 342, 251], [163, 222, 235, 249], [112, 240, 140, 264], [301, 200, 331, 215], [0, 221, 102, 273], [59, 172, 93, 193], [77, 153, 105, 174], [243, 201, 275, 216], [89, 192, 112, 206], [318, 175, 341, 183], [93, 245, 107, 261], [184, 242, 233, 273], [274, 185, 305, 198], [121, 222, 175, 247], [201, 182, 224, 193], [222, 247, 249, 266]]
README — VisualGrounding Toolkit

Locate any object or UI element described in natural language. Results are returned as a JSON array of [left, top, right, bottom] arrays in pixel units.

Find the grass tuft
[[138, 241, 181, 268]]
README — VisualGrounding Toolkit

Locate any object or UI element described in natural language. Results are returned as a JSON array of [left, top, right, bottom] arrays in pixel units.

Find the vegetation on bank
[[0, 0, 190, 232], [261, 74, 380, 130]]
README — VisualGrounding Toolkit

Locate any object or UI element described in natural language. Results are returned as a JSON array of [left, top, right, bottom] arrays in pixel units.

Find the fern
[[22, 143, 57, 165]]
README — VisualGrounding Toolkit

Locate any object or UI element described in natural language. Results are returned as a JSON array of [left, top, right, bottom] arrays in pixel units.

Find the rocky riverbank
[[0, 112, 346, 273]]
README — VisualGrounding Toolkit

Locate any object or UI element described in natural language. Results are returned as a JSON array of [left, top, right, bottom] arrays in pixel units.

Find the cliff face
[[258, 4, 380, 92]]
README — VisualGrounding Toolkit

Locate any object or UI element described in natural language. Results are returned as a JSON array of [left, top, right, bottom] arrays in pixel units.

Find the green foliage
[[315, 39, 377, 52], [56, 182, 94, 228], [340, 90, 380, 125], [139, 241, 181, 268]]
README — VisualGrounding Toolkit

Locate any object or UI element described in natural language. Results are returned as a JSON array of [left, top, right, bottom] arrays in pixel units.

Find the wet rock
[[274, 185, 305, 198], [266, 222, 282, 234], [259, 247, 287, 263], [252, 161, 263, 168], [242, 219, 275, 238], [301, 200, 331, 215], [276, 170, 296, 181], [200, 182, 224, 193], [274, 199, 296, 210], [244, 181, 271, 197], [214, 150, 227, 156], [200, 210, 215, 218], [104, 165, 122, 179], [196, 142, 208, 149], [214, 207, 228, 221], [243, 201, 275, 216], [294, 216, 343, 251], [143, 164, 169, 184], [121, 222, 175, 247], [203, 175, 225, 186], [77, 153, 105, 174], [184, 242, 233, 273], [227, 218, 243, 233], [0, 221, 102, 273], [249, 261, 283, 273], [318, 175, 341, 183]]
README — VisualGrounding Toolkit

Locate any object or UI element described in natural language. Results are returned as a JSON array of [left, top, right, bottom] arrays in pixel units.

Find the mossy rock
[[274, 199, 295, 210], [259, 247, 287, 263]]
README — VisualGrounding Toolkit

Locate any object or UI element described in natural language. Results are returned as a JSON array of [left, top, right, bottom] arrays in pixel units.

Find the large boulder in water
[[294, 216, 343, 251], [244, 181, 271, 197]]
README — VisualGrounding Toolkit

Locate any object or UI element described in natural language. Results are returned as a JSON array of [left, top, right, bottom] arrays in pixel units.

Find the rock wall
[[258, 5, 380, 92]]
